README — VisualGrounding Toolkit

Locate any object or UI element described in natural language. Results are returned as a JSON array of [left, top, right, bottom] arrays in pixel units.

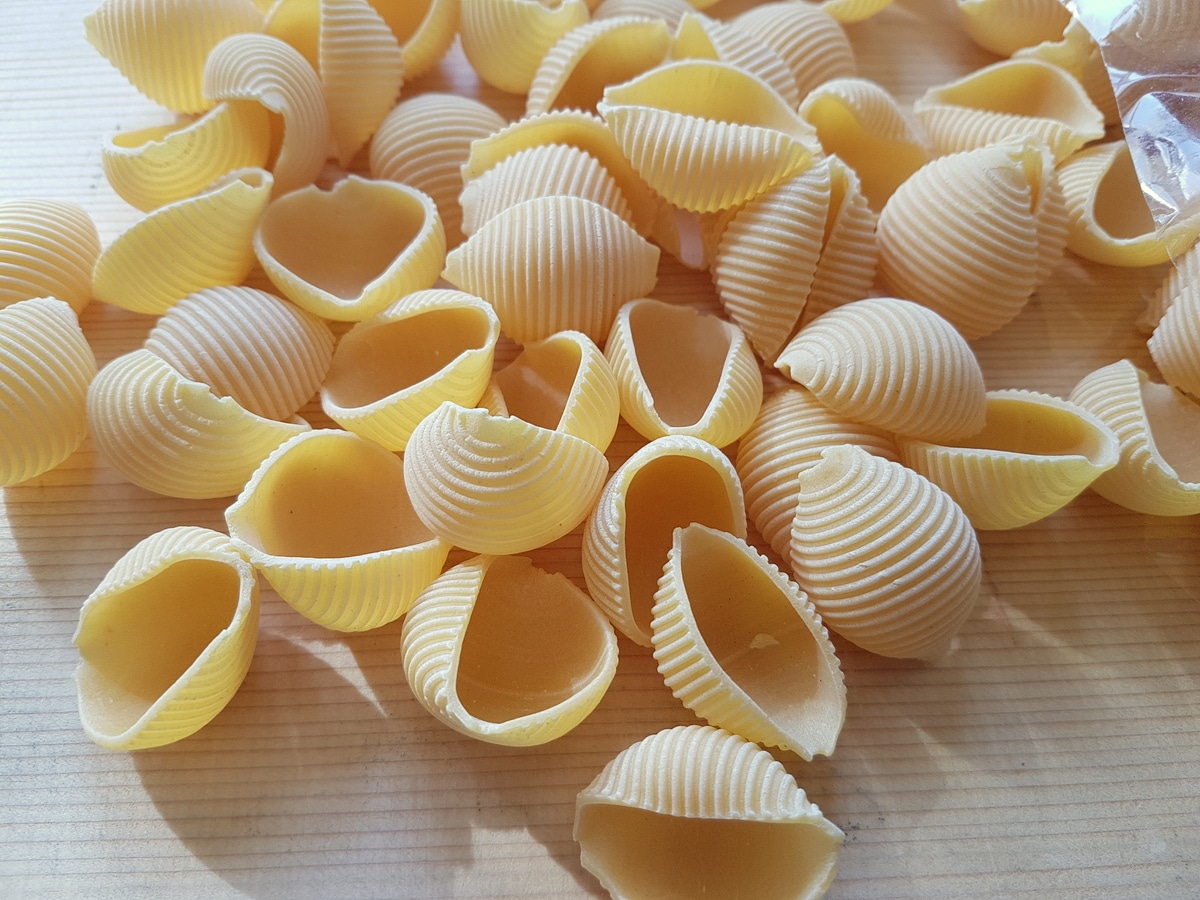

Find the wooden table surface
[[2, 0, 1198, 897]]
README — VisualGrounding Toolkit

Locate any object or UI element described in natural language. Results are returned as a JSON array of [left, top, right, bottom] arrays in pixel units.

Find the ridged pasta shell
[[0, 200, 99, 313], [459, 0, 591, 95], [1141, 239, 1200, 333], [370, 0, 459, 80], [732, 1, 856, 101], [443, 196, 659, 344], [84, 0, 264, 114], [1108, 0, 1200, 64], [143, 285, 335, 422], [1014, 17, 1119, 126], [255, 175, 445, 321], [101, 101, 272, 212], [775, 297, 987, 443], [820, 0, 892, 22], [593, 0, 691, 26], [735, 385, 899, 562], [225, 430, 450, 631], [575, 725, 844, 900], [651, 524, 845, 760], [0, 299, 97, 487], [403, 401, 610, 555], [913, 59, 1105, 163], [1148, 279, 1200, 402], [92, 168, 273, 316], [401, 555, 618, 746], [955, 0, 1071, 57], [1069, 360, 1200, 516], [605, 298, 763, 447], [790, 445, 982, 660], [899, 389, 1120, 530], [73, 526, 259, 750], [369, 93, 507, 248], [320, 289, 501, 450], [597, 60, 819, 213], [203, 33, 331, 197], [491, 330, 620, 451], [671, 12, 800, 108], [581, 435, 746, 647], [87, 350, 310, 499]]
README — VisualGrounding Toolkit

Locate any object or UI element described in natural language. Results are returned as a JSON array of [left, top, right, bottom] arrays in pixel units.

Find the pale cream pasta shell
[[0, 299, 97, 487], [819, 0, 892, 22], [575, 725, 844, 900], [671, 12, 800, 108], [899, 389, 1119, 530], [459, 0, 591, 95], [581, 434, 746, 647], [790, 445, 982, 659], [593, 0, 691, 26], [92, 168, 273, 316], [370, 0, 460, 79], [74, 526, 259, 750], [732, 0, 856, 101], [0, 200, 100, 313], [605, 298, 763, 447], [87, 349, 310, 499], [775, 296, 987, 443], [403, 401, 610, 555], [954, 0, 1071, 57], [1014, 16, 1119, 126], [143, 285, 335, 422], [1148, 278, 1200, 402], [320, 289, 501, 450], [225, 430, 450, 631], [1142, 239, 1200, 333], [255, 174, 445, 321]]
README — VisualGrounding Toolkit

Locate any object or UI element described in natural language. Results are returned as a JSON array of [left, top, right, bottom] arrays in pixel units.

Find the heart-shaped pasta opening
[[628, 302, 731, 428]]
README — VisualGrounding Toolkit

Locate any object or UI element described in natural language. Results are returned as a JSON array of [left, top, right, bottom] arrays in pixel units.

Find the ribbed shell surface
[[370, 0, 459, 79], [732, 1, 856, 100], [0, 200, 100, 313], [955, 0, 1071, 57], [1148, 281, 1200, 402], [672, 12, 800, 107], [459, 0, 590, 94], [801, 157, 879, 327], [1142, 238, 1200, 332]]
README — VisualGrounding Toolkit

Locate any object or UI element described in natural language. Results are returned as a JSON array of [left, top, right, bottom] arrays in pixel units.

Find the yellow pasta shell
[[593, 0, 691, 25], [575, 725, 844, 900], [1108, 0, 1200, 65], [732, 1, 856, 101], [92, 168, 273, 316], [1014, 17, 1118, 126], [955, 0, 1072, 57], [1142, 239, 1200, 333], [459, 0, 591, 94], [401, 555, 618, 746], [0, 200, 99, 313], [0, 299, 97, 487], [671, 12, 800, 108], [370, 0, 459, 80], [87, 349, 310, 499], [819, 0, 892, 22], [225, 430, 450, 631], [1148, 279, 1200, 402], [320, 289, 501, 450], [74, 526, 259, 750]]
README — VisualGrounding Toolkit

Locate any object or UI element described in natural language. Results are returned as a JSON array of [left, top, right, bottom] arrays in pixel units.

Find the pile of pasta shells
[[3, 0, 1199, 896]]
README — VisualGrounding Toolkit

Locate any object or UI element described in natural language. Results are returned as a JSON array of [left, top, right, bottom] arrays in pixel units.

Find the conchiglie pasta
[[732, 1, 856, 101], [671, 12, 800, 107], [955, 0, 1071, 57], [1141, 239, 1200, 332], [370, 0, 459, 79], [0, 200, 99, 313], [1014, 17, 1118, 126], [820, 0, 892, 22], [593, 0, 691, 25], [1148, 279, 1200, 402], [459, 0, 590, 95]]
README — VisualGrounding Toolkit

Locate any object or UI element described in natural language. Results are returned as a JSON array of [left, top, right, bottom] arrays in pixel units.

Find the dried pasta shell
[[899, 389, 1119, 530], [1014, 16, 1119, 126], [819, 0, 891, 23], [255, 175, 445, 321], [443, 196, 659, 344], [1108, 0, 1200, 65], [370, 0, 459, 79], [732, 1, 856, 101], [575, 725, 843, 900], [593, 0, 691, 26], [92, 168, 273, 316], [84, 0, 264, 114], [671, 12, 800, 108], [74, 526, 258, 750], [87, 349, 310, 499], [790, 445, 982, 660], [913, 59, 1104, 164], [581, 435, 746, 647], [605, 299, 763, 447], [143, 285, 334, 422], [320, 289, 501, 450], [225, 430, 450, 631], [776, 297, 987, 443], [403, 401, 610, 555], [651, 524, 845, 760], [459, 0, 590, 95], [0, 200, 99, 313], [101, 101, 272, 212], [1148, 279, 1200, 402], [955, 0, 1073, 57], [0, 299, 97, 487], [1141, 239, 1200, 333], [735, 385, 899, 562]]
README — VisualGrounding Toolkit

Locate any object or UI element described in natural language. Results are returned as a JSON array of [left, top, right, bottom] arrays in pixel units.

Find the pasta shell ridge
[[1141, 239, 1200, 333], [1148, 280, 1200, 403], [801, 156, 879, 326], [369, 0, 459, 80], [459, 0, 591, 95], [0, 200, 100, 313], [593, 0, 691, 25], [955, 0, 1073, 57], [1013, 17, 1119, 126], [671, 12, 800, 108], [731, 1, 856, 100]]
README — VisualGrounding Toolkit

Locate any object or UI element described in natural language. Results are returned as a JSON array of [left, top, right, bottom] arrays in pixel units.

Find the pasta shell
[[651, 524, 845, 760], [0, 200, 99, 313], [605, 298, 763, 448], [225, 430, 450, 631], [790, 445, 982, 660], [83, 0, 264, 114], [401, 555, 618, 746], [143, 285, 335, 422], [735, 385, 899, 561], [459, 0, 590, 95], [775, 297, 987, 443], [1148, 278, 1200, 402], [74, 526, 259, 750], [954, 0, 1072, 57], [899, 389, 1119, 530], [575, 725, 843, 900], [87, 349, 310, 499], [443, 196, 659, 344], [370, 0, 459, 80], [597, 60, 820, 213], [732, 1, 856, 101], [403, 401, 610, 555], [320, 289, 501, 450], [1141, 239, 1200, 333], [255, 175, 445, 321], [92, 168, 273, 316], [819, 0, 892, 22], [1014, 16, 1118, 126], [0, 299, 97, 487], [1108, 0, 1200, 65], [581, 435, 746, 647], [101, 101, 273, 212], [671, 12, 800, 108], [593, 0, 691, 26]]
